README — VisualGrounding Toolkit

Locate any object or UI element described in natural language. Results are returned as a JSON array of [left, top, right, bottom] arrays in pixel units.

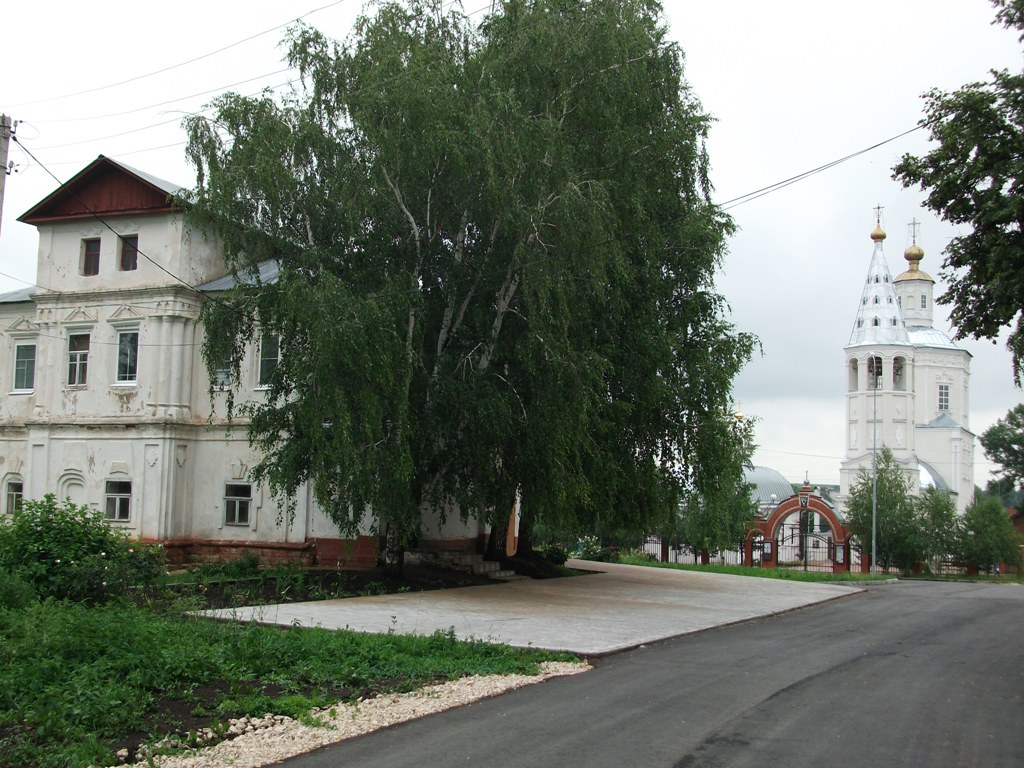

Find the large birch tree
[[184, 0, 756, 571]]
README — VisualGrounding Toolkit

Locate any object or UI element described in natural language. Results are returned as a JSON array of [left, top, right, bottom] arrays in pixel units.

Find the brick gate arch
[[744, 484, 854, 573]]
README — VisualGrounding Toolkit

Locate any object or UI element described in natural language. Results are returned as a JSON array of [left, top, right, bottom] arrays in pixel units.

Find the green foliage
[[893, 1, 1024, 382], [575, 535, 618, 562], [845, 446, 925, 572], [0, 599, 572, 768], [960, 495, 1023, 570], [980, 404, 1024, 491], [538, 542, 568, 566], [914, 486, 961, 564], [0, 494, 165, 603], [0, 570, 36, 610], [184, 0, 755, 564]]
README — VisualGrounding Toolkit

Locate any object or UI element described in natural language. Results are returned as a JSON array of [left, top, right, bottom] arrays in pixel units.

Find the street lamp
[[870, 352, 879, 574]]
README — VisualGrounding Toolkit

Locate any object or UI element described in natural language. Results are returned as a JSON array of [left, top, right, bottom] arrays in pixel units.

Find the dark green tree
[[960, 495, 1022, 571], [846, 446, 924, 572], [184, 0, 755, 572], [893, 0, 1024, 383], [980, 404, 1024, 491]]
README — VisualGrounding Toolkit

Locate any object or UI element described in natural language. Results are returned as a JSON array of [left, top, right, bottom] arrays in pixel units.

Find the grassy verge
[[613, 551, 895, 582], [0, 599, 574, 768]]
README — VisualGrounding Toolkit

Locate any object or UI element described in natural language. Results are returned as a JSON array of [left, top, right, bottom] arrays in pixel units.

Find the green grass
[[614, 551, 894, 582], [0, 599, 574, 768]]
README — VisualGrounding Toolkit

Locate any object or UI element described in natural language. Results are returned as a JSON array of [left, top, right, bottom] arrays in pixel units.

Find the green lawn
[[0, 597, 574, 768]]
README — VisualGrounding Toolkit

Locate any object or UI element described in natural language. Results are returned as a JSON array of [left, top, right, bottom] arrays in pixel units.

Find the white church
[[0, 156, 484, 566], [837, 219, 974, 515]]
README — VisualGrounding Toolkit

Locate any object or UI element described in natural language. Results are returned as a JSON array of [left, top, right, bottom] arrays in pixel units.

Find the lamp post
[[870, 353, 879, 574]]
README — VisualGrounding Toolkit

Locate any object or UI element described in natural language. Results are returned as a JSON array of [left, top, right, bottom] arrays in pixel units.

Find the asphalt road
[[283, 580, 1023, 768]]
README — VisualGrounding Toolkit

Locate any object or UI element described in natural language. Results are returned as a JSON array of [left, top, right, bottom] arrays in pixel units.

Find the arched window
[[848, 359, 859, 391], [872, 317, 880, 327], [873, 296, 879, 304], [867, 355, 882, 390], [893, 356, 906, 391]]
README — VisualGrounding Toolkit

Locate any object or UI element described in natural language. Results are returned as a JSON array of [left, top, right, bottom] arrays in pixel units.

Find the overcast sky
[[1, 0, 1021, 486]]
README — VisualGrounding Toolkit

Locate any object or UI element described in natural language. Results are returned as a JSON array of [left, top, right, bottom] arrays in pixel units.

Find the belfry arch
[[744, 484, 856, 574]]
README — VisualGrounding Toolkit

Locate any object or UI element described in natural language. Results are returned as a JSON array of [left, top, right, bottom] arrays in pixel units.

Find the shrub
[[0, 494, 165, 603], [0, 569, 36, 609], [539, 543, 569, 565]]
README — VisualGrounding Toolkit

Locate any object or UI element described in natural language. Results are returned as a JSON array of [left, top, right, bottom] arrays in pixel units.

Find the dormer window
[[82, 239, 100, 276]]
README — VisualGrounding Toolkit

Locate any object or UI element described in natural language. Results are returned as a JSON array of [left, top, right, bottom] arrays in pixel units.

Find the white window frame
[[12, 342, 36, 392], [257, 334, 279, 387], [5, 478, 23, 516], [224, 483, 252, 526], [116, 330, 139, 383], [67, 332, 91, 387], [105, 480, 132, 522]]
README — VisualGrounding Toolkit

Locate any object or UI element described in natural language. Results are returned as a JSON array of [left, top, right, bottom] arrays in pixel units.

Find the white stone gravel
[[122, 661, 588, 768]]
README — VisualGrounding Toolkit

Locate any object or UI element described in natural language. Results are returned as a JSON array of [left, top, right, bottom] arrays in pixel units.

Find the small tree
[[914, 486, 960, 566], [846, 446, 924, 572], [960, 495, 1023, 571]]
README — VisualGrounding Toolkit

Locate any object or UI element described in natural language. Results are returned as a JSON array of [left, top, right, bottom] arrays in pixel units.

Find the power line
[[5, 0, 350, 109]]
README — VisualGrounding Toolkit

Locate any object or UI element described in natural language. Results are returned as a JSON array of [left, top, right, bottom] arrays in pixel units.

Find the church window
[[857, 319, 864, 328], [874, 276, 880, 284], [893, 357, 906, 391], [920, 294, 927, 309], [117, 332, 139, 382], [891, 318, 898, 326], [867, 356, 882, 390], [225, 483, 252, 526], [82, 239, 101, 276], [873, 296, 879, 304], [119, 235, 139, 271], [67, 334, 90, 386], [938, 383, 950, 412], [6, 479, 23, 515], [872, 317, 880, 327], [897, 296, 902, 308], [848, 359, 859, 391], [13, 344, 35, 391], [105, 481, 132, 521], [258, 335, 279, 387], [884, 275, 889, 283], [887, 297, 893, 303]]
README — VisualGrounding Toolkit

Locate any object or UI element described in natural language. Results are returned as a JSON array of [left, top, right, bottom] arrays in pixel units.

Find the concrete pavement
[[205, 559, 862, 655]]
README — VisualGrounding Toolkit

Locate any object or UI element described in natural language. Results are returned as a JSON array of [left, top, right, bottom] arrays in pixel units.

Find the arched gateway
[[744, 484, 858, 574]]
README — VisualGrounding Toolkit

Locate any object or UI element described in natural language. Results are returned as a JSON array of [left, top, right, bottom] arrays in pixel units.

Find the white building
[[837, 220, 974, 515], [0, 156, 483, 566]]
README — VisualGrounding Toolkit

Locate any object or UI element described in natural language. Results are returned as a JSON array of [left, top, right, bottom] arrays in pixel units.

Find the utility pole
[[0, 115, 15, 241]]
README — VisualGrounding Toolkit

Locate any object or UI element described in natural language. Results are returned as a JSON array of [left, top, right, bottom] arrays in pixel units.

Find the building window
[[873, 296, 879, 304], [938, 383, 950, 412], [920, 294, 927, 309], [893, 356, 906, 391], [105, 480, 131, 521], [258, 335, 279, 387], [6, 480, 23, 515], [67, 333, 90, 386], [872, 317, 880, 327], [897, 296, 902, 308], [867, 356, 882, 390], [82, 239, 100, 276], [119, 235, 139, 271], [225, 483, 252, 526], [117, 331, 139, 382], [13, 344, 35, 391], [848, 359, 858, 392]]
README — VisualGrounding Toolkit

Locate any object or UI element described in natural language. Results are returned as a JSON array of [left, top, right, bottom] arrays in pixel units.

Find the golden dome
[[870, 223, 887, 242], [904, 243, 924, 262]]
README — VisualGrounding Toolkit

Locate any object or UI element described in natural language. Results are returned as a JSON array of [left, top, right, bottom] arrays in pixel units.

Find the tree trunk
[[380, 521, 405, 577]]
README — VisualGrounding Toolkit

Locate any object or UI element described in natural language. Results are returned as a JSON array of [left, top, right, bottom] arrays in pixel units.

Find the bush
[[0, 569, 36, 609], [539, 543, 569, 566], [0, 494, 165, 603], [576, 535, 618, 562]]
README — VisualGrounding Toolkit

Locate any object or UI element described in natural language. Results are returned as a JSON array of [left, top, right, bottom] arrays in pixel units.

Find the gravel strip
[[124, 661, 589, 768]]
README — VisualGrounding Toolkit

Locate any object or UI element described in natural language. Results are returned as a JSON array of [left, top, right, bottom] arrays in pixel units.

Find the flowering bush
[[0, 494, 165, 603], [576, 535, 618, 562]]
